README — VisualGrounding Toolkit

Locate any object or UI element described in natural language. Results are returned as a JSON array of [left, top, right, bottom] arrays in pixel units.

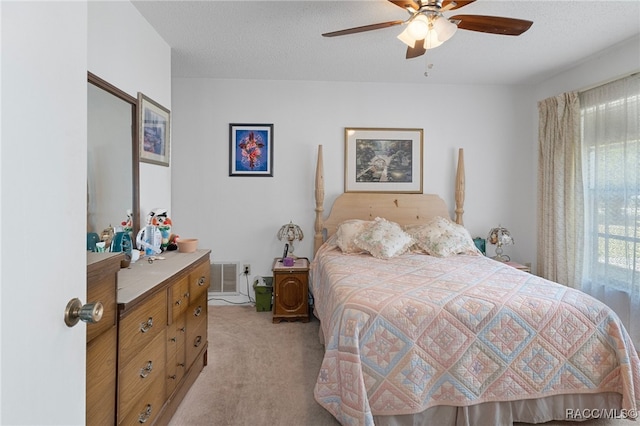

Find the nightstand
[[505, 261, 531, 273], [272, 257, 310, 323]]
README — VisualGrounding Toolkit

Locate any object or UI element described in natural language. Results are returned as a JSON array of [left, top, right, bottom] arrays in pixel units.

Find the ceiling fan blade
[[450, 15, 533, 36], [322, 20, 404, 37], [406, 39, 426, 59], [441, 1, 476, 11], [387, 0, 420, 10]]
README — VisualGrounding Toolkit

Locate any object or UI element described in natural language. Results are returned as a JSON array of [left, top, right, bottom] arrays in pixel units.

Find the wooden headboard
[[313, 145, 466, 254]]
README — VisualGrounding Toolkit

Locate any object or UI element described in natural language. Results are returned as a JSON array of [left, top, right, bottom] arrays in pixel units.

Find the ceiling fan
[[322, 0, 533, 59]]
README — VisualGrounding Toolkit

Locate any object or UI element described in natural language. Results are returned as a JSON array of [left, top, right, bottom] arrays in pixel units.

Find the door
[[1, 2, 88, 424]]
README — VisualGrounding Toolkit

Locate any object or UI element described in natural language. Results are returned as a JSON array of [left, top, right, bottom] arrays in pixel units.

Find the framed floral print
[[229, 123, 274, 177]]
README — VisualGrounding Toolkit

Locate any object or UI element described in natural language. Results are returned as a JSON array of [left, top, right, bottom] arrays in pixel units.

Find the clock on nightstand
[[272, 257, 310, 323]]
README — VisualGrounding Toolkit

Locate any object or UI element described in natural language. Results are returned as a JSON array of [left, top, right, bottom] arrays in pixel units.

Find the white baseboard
[[207, 292, 254, 306]]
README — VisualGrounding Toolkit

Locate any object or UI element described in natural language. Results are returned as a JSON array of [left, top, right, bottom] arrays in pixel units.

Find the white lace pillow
[[353, 217, 414, 259], [405, 216, 480, 257], [336, 219, 372, 254]]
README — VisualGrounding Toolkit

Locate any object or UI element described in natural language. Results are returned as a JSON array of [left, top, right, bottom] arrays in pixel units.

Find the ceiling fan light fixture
[[424, 28, 444, 49], [433, 16, 458, 42], [407, 14, 429, 39], [397, 27, 418, 47], [397, 14, 429, 47]]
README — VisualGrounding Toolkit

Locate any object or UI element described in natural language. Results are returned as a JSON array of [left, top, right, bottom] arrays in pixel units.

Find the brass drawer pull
[[197, 276, 206, 286], [140, 317, 153, 333], [193, 306, 203, 317], [169, 374, 177, 380], [175, 299, 182, 306], [139, 361, 153, 378], [180, 327, 186, 333], [194, 336, 202, 348], [169, 337, 177, 342], [138, 404, 152, 423]]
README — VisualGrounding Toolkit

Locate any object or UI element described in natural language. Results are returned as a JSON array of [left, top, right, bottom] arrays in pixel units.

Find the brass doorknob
[[64, 298, 104, 327]]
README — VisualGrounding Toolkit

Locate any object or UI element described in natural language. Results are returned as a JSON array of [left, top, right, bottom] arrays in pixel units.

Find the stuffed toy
[[147, 208, 173, 249]]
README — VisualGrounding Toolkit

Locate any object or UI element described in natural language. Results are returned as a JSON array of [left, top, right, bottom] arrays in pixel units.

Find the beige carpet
[[168, 305, 339, 426], [168, 306, 636, 426]]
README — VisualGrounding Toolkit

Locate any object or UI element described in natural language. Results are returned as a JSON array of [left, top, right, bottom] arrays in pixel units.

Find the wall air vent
[[210, 262, 239, 294]]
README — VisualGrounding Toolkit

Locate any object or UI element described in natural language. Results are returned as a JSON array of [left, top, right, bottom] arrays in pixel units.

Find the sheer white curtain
[[580, 74, 640, 348], [537, 92, 583, 287]]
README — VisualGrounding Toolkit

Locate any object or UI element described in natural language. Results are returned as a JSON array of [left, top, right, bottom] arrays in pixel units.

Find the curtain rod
[[579, 70, 639, 94]]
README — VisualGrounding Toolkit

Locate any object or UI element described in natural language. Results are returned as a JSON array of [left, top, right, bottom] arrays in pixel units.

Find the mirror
[[87, 72, 139, 242]]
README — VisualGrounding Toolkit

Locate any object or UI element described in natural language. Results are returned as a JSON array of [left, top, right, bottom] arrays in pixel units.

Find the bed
[[309, 146, 640, 425]]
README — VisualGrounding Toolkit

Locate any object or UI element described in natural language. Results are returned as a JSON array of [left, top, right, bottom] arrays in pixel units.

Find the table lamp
[[277, 221, 304, 258], [487, 225, 514, 262]]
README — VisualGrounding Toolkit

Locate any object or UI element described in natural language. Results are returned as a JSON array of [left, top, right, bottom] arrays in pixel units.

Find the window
[[581, 84, 639, 288], [580, 74, 640, 346]]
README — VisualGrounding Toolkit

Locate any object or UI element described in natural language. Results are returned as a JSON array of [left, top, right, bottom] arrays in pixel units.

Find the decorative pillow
[[336, 219, 372, 254], [353, 217, 414, 259], [405, 216, 481, 257]]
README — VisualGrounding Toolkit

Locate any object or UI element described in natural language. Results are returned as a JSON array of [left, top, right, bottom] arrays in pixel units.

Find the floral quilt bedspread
[[310, 243, 640, 425]]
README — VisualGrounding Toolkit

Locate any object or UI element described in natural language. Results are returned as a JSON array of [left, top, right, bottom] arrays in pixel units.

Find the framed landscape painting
[[344, 127, 423, 193], [138, 93, 170, 166], [229, 123, 274, 177]]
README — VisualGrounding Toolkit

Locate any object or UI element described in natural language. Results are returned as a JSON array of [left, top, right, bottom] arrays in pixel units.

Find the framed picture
[[138, 93, 170, 166], [344, 127, 423, 193], [229, 123, 274, 177]]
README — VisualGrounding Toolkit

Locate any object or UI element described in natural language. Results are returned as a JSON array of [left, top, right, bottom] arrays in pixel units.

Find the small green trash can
[[253, 277, 273, 312]]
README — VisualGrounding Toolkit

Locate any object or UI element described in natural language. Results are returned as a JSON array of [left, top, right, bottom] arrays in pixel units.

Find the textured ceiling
[[132, 0, 640, 85]]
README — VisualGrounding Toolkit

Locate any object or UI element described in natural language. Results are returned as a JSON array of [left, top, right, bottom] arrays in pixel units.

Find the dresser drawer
[[169, 275, 190, 323], [166, 315, 186, 398], [118, 290, 167, 367], [186, 292, 208, 368], [118, 328, 166, 422], [87, 267, 117, 343], [189, 260, 210, 302], [118, 372, 166, 426], [87, 326, 117, 426]]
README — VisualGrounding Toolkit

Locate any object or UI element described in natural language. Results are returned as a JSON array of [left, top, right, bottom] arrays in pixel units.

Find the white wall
[[88, 1, 172, 223], [171, 78, 537, 296], [534, 35, 640, 102]]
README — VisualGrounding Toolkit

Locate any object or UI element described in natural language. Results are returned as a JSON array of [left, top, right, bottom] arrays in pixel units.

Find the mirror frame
[[87, 72, 140, 238]]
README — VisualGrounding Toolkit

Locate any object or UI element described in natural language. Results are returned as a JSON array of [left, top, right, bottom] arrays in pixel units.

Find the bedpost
[[455, 148, 465, 225], [314, 145, 325, 255]]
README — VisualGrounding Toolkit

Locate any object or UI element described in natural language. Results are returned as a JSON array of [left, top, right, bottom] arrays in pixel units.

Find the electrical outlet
[[243, 264, 251, 276]]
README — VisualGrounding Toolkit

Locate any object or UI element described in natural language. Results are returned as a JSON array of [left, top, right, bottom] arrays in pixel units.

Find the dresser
[[116, 249, 211, 425], [86, 252, 121, 426]]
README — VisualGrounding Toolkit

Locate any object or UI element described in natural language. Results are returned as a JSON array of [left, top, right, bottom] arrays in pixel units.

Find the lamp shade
[[397, 14, 429, 48], [433, 16, 457, 42], [277, 221, 304, 258]]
